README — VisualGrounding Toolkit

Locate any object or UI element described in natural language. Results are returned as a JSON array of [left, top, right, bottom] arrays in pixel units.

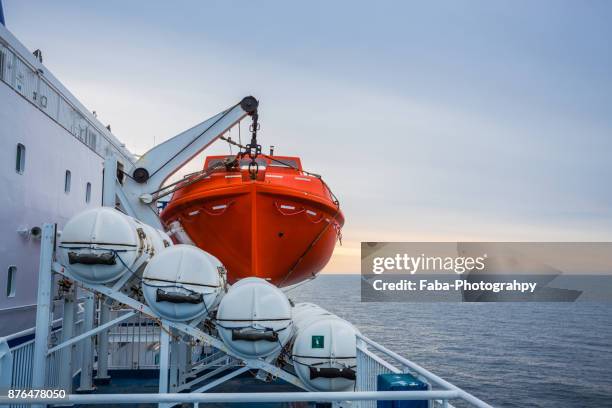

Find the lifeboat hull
[[160, 163, 343, 287]]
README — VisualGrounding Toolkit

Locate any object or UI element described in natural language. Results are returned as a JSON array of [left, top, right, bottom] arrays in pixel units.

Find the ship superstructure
[[0, 17, 135, 336]]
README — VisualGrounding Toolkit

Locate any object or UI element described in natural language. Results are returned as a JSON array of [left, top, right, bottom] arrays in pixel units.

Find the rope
[[278, 202, 342, 287], [214, 322, 292, 333], [291, 357, 356, 370], [282, 275, 317, 293], [151, 131, 336, 207], [148, 155, 241, 202]]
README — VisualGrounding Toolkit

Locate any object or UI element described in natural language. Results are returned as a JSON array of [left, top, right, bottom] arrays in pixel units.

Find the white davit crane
[[108, 96, 259, 229]]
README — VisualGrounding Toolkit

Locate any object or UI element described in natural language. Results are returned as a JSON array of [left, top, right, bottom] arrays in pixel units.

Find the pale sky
[[4, 1, 612, 273]]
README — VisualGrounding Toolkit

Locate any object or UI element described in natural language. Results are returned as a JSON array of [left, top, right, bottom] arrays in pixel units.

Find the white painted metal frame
[[30, 224, 55, 408], [53, 261, 308, 390], [1, 391, 464, 406], [356, 335, 492, 408], [47, 311, 136, 355], [115, 100, 255, 228], [25, 226, 308, 408]]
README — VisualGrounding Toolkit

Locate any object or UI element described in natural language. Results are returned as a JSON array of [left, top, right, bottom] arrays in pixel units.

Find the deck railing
[[356, 334, 492, 408], [2, 320, 492, 408], [3, 314, 86, 406], [107, 310, 161, 370]]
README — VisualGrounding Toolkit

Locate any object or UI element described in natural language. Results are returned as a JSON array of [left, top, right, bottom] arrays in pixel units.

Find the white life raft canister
[[216, 277, 293, 359], [291, 302, 359, 391], [142, 245, 225, 321], [58, 207, 171, 284]]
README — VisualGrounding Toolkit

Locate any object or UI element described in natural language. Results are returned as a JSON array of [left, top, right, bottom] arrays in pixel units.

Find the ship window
[[85, 182, 92, 203], [0, 50, 5, 81], [16, 143, 26, 174], [7, 266, 17, 297], [64, 170, 71, 193]]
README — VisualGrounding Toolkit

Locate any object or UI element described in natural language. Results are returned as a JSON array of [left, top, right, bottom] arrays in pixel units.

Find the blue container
[[377, 373, 429, 408]]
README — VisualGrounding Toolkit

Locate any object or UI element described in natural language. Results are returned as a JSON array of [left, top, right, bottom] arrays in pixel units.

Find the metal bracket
[[50, 259, 308, 393], [47, 311, 136, 355], [117, 96, 259, 228]]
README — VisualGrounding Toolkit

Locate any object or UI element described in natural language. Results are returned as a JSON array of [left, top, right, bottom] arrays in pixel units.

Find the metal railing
[[356, 335, 402, 408], [107, 310, 161, 370], [356, 334, 492, 408], [0, 391, 465, 406], [1, 227, 492, 408], [2, 328, 492, 408], [4, 314, 86, 393], [2, 310, 224, 394]]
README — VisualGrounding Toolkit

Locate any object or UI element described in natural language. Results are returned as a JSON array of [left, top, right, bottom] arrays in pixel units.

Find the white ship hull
[[0, 22, 133, 336]]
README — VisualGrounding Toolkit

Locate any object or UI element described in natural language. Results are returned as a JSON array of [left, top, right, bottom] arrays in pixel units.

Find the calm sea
[[287, 275, 612, 408]]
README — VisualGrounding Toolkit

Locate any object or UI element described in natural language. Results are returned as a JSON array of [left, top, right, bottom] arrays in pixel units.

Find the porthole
[[85, 182, 91, 203], [16, 143, 25, 174], [64, 170, 71, 193], [7, 266, 16, 297]]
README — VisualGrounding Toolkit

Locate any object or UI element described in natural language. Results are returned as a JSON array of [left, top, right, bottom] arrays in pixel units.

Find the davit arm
[[111, 96, 259, 229]]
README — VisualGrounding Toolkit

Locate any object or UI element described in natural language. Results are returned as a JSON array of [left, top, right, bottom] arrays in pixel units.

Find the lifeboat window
[[85, 182, 92, 203], [239, 158, 267, 170], [64, 170, 71, 193], [7, 266, 16, 297], [16, 143, 26, 174], [269, 158, 299, 169], [206, 156, 235, 170], [206, 158, 225, 169]]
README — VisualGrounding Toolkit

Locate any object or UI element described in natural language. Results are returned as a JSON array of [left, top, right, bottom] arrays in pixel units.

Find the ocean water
[[287, 275, 612, 408]]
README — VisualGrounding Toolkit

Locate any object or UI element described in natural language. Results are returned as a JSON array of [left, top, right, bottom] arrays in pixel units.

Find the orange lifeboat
[[160, 155, 344, 287]]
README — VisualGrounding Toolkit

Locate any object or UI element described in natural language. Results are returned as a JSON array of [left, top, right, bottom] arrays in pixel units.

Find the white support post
[[120, 97, 257, 228], [169, 330, 180, 391], [95, 154, 116, 384], [58, 284, 75, 392], [77, 291, 95, 392], [0, 337, 13, 388], [31, 223, 55, 406], [102, 155, 117, 208], [0, 339, 14, 400], [158, 323, 171, 408], [178, 339, 188, 387], [95, 299, 110, 383]]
